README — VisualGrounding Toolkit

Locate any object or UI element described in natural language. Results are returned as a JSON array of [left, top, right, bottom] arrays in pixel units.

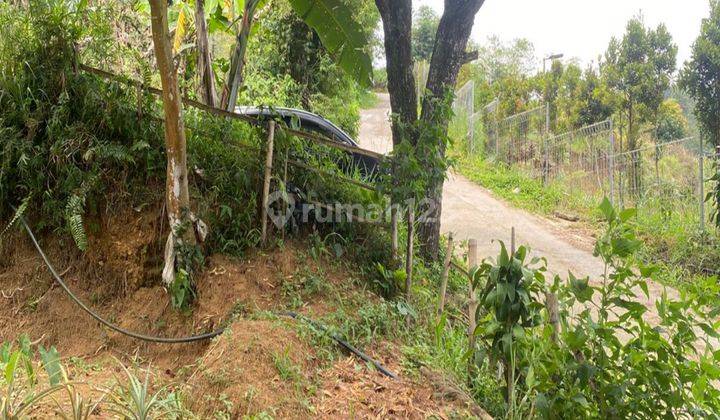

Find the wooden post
[[467, 239, 478, 358], [405, 206, 415, 326], [261, 121, 276, 245], [282, 150, 289, 242], [391, 205, 399, 263], [545, 291, 560, 343], [438, 233, 454, 315], [510, 227, 516, 255]]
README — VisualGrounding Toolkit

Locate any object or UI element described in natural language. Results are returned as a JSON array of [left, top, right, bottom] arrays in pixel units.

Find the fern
[[0, 196, 30, 241], [65, 194, 88, 251]]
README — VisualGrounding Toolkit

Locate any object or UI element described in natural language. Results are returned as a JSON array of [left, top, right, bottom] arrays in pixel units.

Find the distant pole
[[700, 154, 705, 233], [260, 121, 276, 245], [543, 102, 550, 185], [405, 206, 415, 327], [467, 239, 479, 361], [609, 119, 616, 206], [438, 233, 454, 316]]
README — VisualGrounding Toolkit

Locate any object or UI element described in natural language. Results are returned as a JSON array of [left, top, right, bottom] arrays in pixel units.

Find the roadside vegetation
[[2, 0, 720, 418], [444, 5, 720, 306]]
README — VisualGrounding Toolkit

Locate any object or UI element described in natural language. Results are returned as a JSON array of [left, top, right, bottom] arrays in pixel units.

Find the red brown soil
[[0, 207, 487, 418]]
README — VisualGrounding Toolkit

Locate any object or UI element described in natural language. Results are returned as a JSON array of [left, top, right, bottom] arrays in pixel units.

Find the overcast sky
[[416, 0, 710, 71]]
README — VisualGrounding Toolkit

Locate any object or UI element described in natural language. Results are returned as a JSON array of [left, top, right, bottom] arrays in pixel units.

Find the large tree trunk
[[376, 0, 485, 261], [375, 0, 417, 147], [149, 0, 196, 286], [195, 0, 217, 106], [221, 0, 261, 112], [417, 0, 485, 261]]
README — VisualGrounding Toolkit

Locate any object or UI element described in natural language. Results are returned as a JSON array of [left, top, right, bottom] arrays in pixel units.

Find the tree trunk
[[375, 0, 417, 147], [417, 0, 486, 260], [221, 0, 261, 112], [195, 0, 217, 107], [149, 0, 196, 286]]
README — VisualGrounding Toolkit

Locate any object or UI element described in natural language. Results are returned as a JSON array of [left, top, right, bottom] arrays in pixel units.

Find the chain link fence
[[449, 89, 713, 232]]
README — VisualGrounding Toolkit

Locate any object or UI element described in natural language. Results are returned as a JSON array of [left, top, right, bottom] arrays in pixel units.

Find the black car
[[235, 106, 381, 177]]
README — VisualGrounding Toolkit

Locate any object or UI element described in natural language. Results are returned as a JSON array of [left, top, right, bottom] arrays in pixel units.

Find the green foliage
[[0, 337, 67, 419], [107, 364, 172, 420], [680, 0, 720, 147], [472, 243, 547, 415], [603, 15, 677, 149], [411, 5, 439, 62], [657, 98, 689, 142], [0, 0, 165, 238], [474, 199, 720, 418], [285, 0, 373, 88]]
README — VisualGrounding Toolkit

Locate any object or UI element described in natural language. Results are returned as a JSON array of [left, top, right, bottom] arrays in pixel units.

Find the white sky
[[416, 0, 710, 71]]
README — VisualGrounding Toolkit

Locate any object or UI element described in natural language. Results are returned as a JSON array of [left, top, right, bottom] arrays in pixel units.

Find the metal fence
[[458, 94, 712, 232]]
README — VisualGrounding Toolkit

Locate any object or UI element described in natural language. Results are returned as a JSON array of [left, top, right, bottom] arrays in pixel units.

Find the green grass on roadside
[[453, 150, 720, 307], [358, 90, 379, 109], [456, 154, 584, 216]]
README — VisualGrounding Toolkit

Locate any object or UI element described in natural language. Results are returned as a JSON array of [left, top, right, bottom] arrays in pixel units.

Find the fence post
[[438, 233, 454, 316], [543, 103, 550, 185], [495, 106, 500, 157], [467, 239, 478, 362], [391, 205, 399, 263], [700, 154, 705, 233], [609, 120, 616, 206], [260, 121, 276, 245], [405, 206, 415, 327]]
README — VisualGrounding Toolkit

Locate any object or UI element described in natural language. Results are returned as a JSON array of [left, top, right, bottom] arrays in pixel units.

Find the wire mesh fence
[[453, 94, 713, 232]]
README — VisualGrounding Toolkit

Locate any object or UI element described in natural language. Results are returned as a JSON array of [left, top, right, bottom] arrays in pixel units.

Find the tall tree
[[377, 0, 486, 260], [603, 16, 677, 151], [680, 0, 720, 147], [194, 0, 217, 106], [221, 0, 374, 112], [148, 0, 196, 286], [411, 5, 439, 62]]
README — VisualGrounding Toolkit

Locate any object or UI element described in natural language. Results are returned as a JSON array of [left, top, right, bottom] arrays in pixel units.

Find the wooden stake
[[467, 238, 478, 357], [391, 205, 399, 263], [545, 291, 560, 343], [405, 206, 415, 327], [510, 226, 515, 255], [260, 121, 276, 245], [282, 150, 288, 242], [438, 233, 454, 315]]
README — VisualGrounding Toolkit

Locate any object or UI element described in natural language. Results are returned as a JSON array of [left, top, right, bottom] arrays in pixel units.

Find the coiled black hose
[[14, 214, 397, 378]]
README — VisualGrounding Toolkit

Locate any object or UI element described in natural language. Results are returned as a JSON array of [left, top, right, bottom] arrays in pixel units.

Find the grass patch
[[358, 90, 379, 109]]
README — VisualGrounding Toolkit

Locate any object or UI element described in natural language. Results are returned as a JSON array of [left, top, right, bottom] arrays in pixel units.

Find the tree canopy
[[680, 0, 720, 147]]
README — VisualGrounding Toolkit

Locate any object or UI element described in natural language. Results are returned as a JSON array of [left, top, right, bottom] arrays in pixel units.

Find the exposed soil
[[0, 206, 478, 418]]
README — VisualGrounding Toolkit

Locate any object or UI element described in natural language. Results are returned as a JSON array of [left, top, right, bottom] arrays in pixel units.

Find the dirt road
[[358, 92, 678, 324]]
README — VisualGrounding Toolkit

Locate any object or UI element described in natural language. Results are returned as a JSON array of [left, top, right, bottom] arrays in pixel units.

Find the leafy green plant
[[0, 339, 68, 419], [107, 364, 172, 420], [472, 242, 547, 416], [521, 199, 720, 418]]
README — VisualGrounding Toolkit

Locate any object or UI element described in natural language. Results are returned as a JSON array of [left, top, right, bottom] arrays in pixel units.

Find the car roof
[[235, 106, 358, 147]]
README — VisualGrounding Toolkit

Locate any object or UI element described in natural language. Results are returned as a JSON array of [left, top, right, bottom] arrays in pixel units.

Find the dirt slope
[[0, 208, 482, 418]]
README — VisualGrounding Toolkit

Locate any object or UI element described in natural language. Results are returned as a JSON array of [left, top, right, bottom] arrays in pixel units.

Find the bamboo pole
[[545, 291, 560, 343], [438, 233, 454, 315], [261, 121, 276, 245], [391, 206, 399, 262], [467, 239, 478, 357], [405, 206, 415, 327]]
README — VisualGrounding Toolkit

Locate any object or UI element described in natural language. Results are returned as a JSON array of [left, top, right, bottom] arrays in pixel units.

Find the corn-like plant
[[0, 342, 67, 419]]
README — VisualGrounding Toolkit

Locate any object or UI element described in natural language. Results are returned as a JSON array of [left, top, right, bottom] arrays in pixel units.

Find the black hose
[[279, 311, 398, 379], [19, 215, 225, 343], [14, 214, 398, 378]]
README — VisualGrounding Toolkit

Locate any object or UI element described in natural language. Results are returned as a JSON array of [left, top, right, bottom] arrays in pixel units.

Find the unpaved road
[[359, 92, 679, 326]]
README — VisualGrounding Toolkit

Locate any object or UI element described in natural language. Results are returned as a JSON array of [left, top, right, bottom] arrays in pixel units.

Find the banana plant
[[166, 0, 373, 110]]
